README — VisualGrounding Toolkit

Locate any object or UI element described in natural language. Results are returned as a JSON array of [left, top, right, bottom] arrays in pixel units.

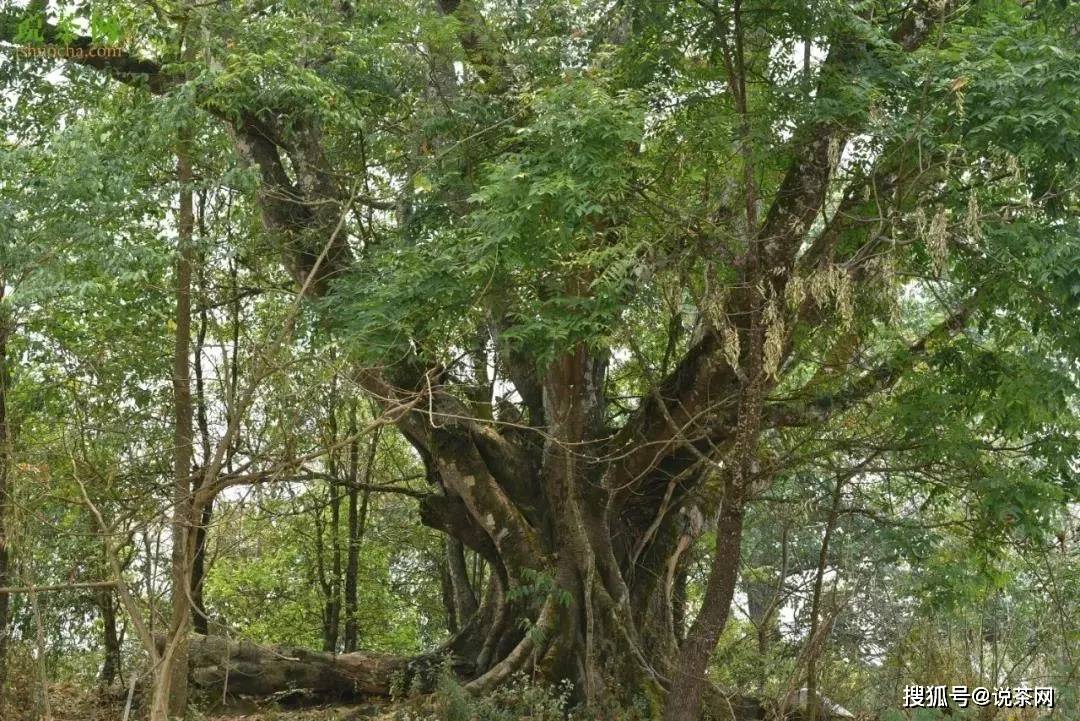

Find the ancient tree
[[4, 1, 1077, 719]]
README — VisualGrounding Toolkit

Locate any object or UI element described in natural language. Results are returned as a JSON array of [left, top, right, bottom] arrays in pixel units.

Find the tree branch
[[0, 581, 116, 595], [765, 294, 980, 429]]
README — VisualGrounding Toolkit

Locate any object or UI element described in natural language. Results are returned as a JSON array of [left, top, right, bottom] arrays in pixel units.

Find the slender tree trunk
[[316, 476, 342, 653], [160, 128, 196, 720], [440, 550, 458, 633], [662, 502, 747, 721], [226, 258, 241, 473], [189, 503, 212, 636], [323, 481, 342, 653], [344, 410, 378, 653], [446, 537, 478, 626], [325, 383, 342, 653], [312, 401, 342, 653], [745, 522, 788, 696], [191, 247, 213, 636], [343, 465, 361, 651], [672, 565, 688, 643], [99, 588, 122, 687], [805, 474, 845, 721], [0, 287, 12, 698], [312, 489, 333, 649]]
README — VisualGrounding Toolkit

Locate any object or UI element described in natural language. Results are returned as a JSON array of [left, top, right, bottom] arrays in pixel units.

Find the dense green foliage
[[0, 0, 1077, 719]]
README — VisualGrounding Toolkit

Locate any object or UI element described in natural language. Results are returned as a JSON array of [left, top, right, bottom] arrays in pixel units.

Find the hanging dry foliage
[[721, 323, 741, 372], [703, 286, 741, 371], [965, 193, 982, 242], [834, 268, 854, 326], [786, 274, 807, 311], [927, 208, 949, 274], [762, 292, 784, 380]]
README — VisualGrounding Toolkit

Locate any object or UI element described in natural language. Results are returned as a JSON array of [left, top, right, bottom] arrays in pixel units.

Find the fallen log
[[180, 634, 462, 701]]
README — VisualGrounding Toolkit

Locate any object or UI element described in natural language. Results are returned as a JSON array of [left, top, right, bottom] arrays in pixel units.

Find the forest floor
[[1, 683, 393, 721], [203, 704, 387, 721]]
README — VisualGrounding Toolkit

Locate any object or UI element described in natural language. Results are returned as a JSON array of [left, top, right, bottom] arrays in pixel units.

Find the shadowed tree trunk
[[313, 476, 341, 653], [318, 376, 343, 653], [191, 243, 214, 637], [323, 480, 343, 653], [343, 445, 362, 652], [98, 588, 122, 687], [805, 474, 847, 721], [190, 502, 212, 636], [440, 549, 458, 634], [446, 537, 478, 629], [0, 287, 12, 697], [344, 414, 378, 654]]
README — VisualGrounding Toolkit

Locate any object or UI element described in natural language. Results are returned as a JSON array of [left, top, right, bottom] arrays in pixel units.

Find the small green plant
[[434, 660, 472, 721], [388, 667, 410, 702], [507, 569, 574, 620], [406, 671, 576, 721]]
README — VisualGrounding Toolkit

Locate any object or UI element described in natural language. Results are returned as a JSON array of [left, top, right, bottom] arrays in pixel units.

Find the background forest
[[0, 0, 1078, 720]]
